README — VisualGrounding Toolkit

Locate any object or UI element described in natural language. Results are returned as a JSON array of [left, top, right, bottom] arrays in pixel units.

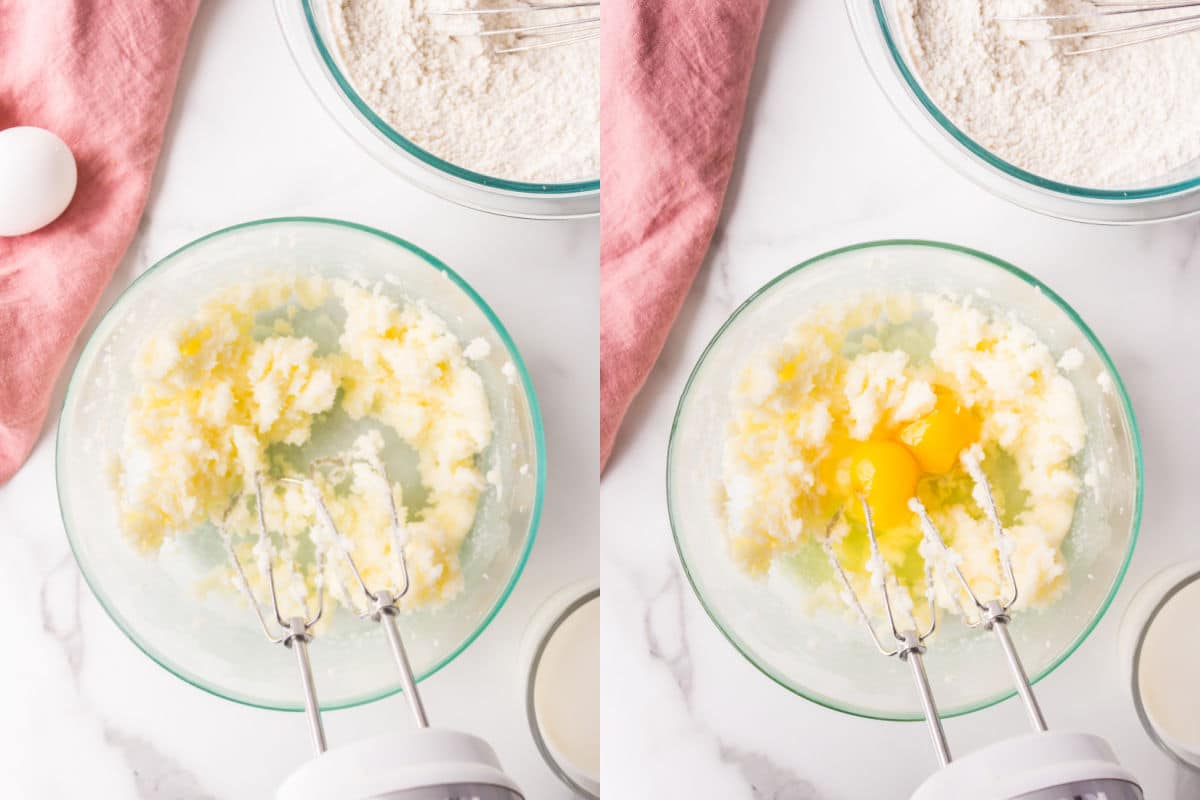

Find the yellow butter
[[112, 276, 493, 615], [720, 292, 1085, 616]]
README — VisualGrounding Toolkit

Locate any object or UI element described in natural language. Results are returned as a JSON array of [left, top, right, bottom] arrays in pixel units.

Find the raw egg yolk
[[898, 389, 981, 475], [848, 440, 920, 529]]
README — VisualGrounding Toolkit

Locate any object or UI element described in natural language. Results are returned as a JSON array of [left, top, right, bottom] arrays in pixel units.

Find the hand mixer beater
[[220, 461, 524, 800], [824, 450, 1142, 800]]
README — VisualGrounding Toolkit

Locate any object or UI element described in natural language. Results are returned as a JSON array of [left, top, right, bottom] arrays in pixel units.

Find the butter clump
[[720, 292, 1086, 617], [112, 276, 493, 615]]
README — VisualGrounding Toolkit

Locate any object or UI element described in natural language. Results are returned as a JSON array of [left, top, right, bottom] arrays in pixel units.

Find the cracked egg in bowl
[[668, 240, 1140, 720]]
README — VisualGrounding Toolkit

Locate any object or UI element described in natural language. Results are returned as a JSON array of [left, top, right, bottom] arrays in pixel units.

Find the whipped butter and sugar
[[895, 0, 1200, 187], [720, 292, 1087, 618], [111, 275, 493, 615]]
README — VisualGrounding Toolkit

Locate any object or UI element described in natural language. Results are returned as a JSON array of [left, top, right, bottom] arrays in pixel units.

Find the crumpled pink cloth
[[0, 0, 199, 483], [600, 0, 769, 469]]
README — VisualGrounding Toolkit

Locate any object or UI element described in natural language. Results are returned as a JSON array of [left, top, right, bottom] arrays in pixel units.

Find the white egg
[[0, 126, 78, 237]]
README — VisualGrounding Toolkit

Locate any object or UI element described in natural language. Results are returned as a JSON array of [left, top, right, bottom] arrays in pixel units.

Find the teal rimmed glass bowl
[[274, 0, 598, 220], [668, 240, 1141, 720], [844, 1, 1200, 224], [57, 217, 545, 712]]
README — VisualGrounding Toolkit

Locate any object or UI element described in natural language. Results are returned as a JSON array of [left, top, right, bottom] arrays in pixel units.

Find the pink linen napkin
[[600, 0, 769, 469], [0, 0, 199, 483]]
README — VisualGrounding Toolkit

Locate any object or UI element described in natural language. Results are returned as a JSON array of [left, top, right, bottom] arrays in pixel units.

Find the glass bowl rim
[[298, 0, 599, 197], [864, 0, 1200, 201], [1128, 568, 1200, 770], [55, 215, 547, 713], [523, 584, 601, 799], [666, 238, 1144, 722]]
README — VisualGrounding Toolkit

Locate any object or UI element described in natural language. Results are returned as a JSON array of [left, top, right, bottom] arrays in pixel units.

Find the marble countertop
[[0, 2, 596, 798], [602, 2, 1200, 799]]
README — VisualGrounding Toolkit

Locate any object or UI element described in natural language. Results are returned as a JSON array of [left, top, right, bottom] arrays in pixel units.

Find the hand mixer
[[427, 2, 600, 54], [824, 450, 1143, 800], [220, 462, 524, 800], [997, 1, 1200, 55]]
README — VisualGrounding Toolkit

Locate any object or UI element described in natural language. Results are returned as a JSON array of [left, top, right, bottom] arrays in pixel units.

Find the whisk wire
[[306, 456, 414, 609], [277, 475, 328, 629], [255, 473, 287, 631], [219, 473, 329, 754], [427, 1, 600, 53], [961, 449, 1019, 611], [908, 453, 1049, 732], [219, 497, 286, 644], [910, 499, 987, 625], [822, 503, 950, 766], [1069, 19, 1200, 53], [822, 513, 898, 657], [496, 31, 599, 54], [863, 500, 905, 644], [996, 1, 1200, 23], [996, 0, 1200, 54], [428, 1, 597, 14], [1042, 10, 1200, 41], [476, 14, 598, 36], [302, 457, 430, 728], [220, 473, 328, 639], [822, 501, 938, 653]]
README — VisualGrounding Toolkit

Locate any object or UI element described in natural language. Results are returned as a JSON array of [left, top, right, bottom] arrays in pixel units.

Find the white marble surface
[[602, 2, 1200, 799], [0, 2, 597, 798]]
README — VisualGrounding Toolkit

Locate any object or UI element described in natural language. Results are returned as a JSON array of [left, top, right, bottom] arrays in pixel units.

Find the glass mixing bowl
[[844, 1, 1200, 224], [668, 240, 1142, 721], [57, 217, 545, 711], [274, 0, 599, 220]]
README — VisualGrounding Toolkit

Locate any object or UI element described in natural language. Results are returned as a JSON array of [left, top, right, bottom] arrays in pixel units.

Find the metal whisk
[[220, 459, 430, 754], [996, 1, 1200, 55], [910, 449, 1047, 733], [220, 472, 330, 753], [823, 449, 1046, 767], [428, 2, 600, 54], [306, 454, 429, 728], [218, 463, 526, 798], [823, 503, 949, 763]]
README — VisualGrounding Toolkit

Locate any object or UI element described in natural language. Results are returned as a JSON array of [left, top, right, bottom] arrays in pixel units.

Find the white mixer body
[[276, 728, 524, 800], [910, 731, 1142, 800]]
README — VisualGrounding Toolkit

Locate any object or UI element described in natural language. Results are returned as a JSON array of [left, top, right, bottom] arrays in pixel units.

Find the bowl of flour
[[846, 0, 1200, 224], [276, 0, 599, 219]]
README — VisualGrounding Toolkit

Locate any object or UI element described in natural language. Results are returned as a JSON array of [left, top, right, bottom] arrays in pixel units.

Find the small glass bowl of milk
[[520, 579, 600, 798], [1119, 560, 1200, 770]]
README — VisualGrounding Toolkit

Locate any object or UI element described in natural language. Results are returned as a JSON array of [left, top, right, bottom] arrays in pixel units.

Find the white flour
[[327, 0, 598, 184], [894, 1, 1200, 188]]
